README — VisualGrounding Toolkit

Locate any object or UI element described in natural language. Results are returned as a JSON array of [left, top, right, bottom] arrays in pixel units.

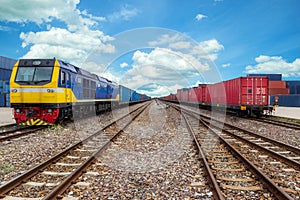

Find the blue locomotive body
[[10, 58, 149, 125]]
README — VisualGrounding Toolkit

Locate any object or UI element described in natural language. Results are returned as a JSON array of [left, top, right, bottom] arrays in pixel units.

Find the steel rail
[[44, 102, 150, 199], [179, 109, 225, 200], [0, 102, 150, 196], [170, 103, 293, 200], [0, 127, 46, 142], [252, 118, 300, 130], [180, 104, 300, 156]]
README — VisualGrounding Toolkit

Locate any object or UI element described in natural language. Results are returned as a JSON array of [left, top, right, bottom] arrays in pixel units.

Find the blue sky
[[0, 0, 299, 97]]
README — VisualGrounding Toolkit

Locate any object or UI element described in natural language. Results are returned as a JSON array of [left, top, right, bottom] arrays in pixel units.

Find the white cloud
[[245, 55, 300, 77], [191, 39, 224, 61], [0, 25, 13, 31], [20, 27, 114, 66], [119, 48, 211, 93], [108, 5, 139, 22], [169, 41, 191, 49], [148, 34, 186, 47], [120, 62, 129, 68], [222, 63, 231, 68], [195, 13, 207, 21], [0, 1, 115, 66], [138, 83, 184, 97], [0, 0, 104, 31]]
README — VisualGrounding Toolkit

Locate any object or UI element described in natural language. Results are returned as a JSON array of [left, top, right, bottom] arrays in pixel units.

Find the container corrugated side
[[119, 85, 131, 102], [0, 93, 5, 107], [286, 81, 300, 94], [188, 88, 199, 102], [269, 81, 286, 88], [248, 74, 282, 81], [5, 93, 10, 107], [4, 81, 10, 93], [0, 56, 16, 70], [270, 94, 300, 107], [0, 68, 12, 81], [269, 88, 290, 95], [180, 90, 189, 102]]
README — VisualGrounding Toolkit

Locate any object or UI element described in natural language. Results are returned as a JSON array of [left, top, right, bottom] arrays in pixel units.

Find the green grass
[[0, 163, 14, 175]]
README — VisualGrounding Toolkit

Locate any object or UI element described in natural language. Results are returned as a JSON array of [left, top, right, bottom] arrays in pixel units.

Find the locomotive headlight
[[16, 109, 20, 113], [47, 109, 52, 113], [47, 89, 54, 93]]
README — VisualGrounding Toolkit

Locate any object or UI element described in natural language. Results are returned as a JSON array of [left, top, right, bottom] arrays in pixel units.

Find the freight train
[[162, 76, 271, 117], [10, 58, 150, 125]]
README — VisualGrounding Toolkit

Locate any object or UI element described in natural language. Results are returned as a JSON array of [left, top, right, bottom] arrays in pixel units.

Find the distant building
[[0, 56, 17, 107]]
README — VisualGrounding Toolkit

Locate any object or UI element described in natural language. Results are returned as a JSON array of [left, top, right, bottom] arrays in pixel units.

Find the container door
[[254, 77, 267, 105]]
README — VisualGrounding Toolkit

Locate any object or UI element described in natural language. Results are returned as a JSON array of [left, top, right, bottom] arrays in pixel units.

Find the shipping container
[[248, 74, 282, 81], [0, 56, 16, 70], [5, 93, 10, 107], [119, 85, 132, 102], [131, 91, 142, 101], [206, 77, 269, 107], [4, 81, 9, 93], [286, 81, 300, 94], [0, 93, 5, 107], [269, 88, 290, 95], [269, 80, 286, 88], [176, 90, 182, 101], [180, 90, 189, 102], [270, 95, 300, 107], [188, 88, 199, 102]]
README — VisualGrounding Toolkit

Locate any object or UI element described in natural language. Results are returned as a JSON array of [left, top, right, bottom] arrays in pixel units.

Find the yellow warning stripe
[[19, 118, 50, 126]]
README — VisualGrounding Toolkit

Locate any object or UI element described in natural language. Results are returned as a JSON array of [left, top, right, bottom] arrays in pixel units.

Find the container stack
[[0, 56, 16, 107], [248, 74, 300, 107], [269, 80, 290, 95]]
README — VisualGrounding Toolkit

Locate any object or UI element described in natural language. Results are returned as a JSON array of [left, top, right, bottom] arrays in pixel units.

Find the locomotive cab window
[[61, 71, 66, 85], [15, 66, 53, 85]]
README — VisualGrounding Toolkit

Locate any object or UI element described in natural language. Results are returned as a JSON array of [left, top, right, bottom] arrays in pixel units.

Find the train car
[[226, 76, 269, 116], [10, 58, 120, 125], [119, 85, 132, 103], [162, 76, 270, 117], [132, 91, 142, 101]]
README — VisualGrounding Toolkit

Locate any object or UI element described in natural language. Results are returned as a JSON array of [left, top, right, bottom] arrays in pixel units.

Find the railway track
[[169, 103, 291, 199], [0, 125, 46, 142], [252, 117, 300, 130], [0, 102, 150, 199], [57, 100, 214, 198], [170, 102, 300, 199]]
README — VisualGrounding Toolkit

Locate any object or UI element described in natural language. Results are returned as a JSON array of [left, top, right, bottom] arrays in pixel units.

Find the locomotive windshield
[[15, 66, 53, 85]]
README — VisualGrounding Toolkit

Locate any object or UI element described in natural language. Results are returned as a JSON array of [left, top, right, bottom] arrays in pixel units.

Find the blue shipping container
[[119, 85, 131, 102], [4, 81, 10, 93], [270, 95, 300, 107], [5, 93, 10, 107], [0, 81, 3, 88], [0, 93, 5, 107], [0, 56, 16, 70], [248, 74, 282, 81], [286, 81, 300, 94], [0, 68, 12, 81], [132, 91, 142, 101]]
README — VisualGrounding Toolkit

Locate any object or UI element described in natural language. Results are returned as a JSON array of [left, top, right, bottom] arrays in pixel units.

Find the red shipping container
[[188, 88, 200, 102], [205, 77, 269, 107], [269, 81, 286, 88], [181, 90, 189, 102], [269, 88, 290, 95]]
